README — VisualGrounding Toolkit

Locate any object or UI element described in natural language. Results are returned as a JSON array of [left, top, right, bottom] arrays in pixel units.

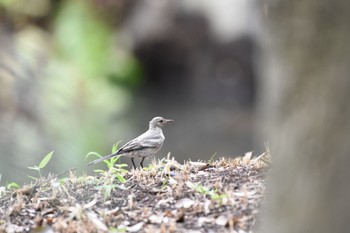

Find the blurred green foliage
[[54, 1, 111, 77], [0, 0, 143, 184], [54, 0, 142, 84]]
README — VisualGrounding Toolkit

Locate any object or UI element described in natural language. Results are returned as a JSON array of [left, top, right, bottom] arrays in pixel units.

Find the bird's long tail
[[87, 152, 119, 166]]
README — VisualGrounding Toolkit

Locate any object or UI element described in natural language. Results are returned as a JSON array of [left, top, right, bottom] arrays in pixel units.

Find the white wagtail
[[88, 116, 173, 169]]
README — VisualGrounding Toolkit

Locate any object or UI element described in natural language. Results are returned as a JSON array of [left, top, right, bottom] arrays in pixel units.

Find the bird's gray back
[[138, 128, 164, 146]]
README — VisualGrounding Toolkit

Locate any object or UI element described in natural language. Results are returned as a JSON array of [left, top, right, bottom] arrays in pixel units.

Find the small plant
[[28, 151, 54, 180], [59, 177, 68, 186], [86, 142, 129, 200], [208, 153, 217, 163], [86, 142, 128, 180], [143, 163, 156, 171], [161, 177, 169, 190], [86, 141, 123, 169], [6, 182, 20, 190], [187, 181, 227, 203], [96, 183, 128, 200]]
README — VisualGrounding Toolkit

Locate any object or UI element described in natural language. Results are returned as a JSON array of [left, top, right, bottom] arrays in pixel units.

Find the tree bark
[[258, 1, 350, 232]]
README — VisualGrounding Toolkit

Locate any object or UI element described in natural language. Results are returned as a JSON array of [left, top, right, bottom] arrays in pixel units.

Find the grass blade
[[39, 151, 54, 169], [28, 166, 40, 171], [85, 152, 102, 160]]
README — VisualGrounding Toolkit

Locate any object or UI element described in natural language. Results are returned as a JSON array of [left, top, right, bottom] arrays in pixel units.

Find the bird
[[88, 116, 173, 169]]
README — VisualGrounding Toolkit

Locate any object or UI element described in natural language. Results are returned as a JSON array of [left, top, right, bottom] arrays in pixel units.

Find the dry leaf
[[127, 222, 144, 232], [175, 198, 195, 209], [215, 215, 228, 226]]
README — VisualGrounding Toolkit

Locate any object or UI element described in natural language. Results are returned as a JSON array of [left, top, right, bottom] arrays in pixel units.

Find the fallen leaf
[[127, 222, 144, 232], [87, 212, 108, 231], [175, 198, 195, 209], [83, 199, 97, 209], [149, 214, 163, 224], [215, 215, 228, 226]]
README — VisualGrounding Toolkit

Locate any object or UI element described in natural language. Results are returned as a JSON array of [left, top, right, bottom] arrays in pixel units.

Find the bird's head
[[150, 116, 174, 129]]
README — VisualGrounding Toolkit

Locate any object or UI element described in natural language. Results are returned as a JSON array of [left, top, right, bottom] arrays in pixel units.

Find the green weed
[[28, 151, 54, 180], [6, 182, 20, 189], [187, 181, 227, 203], [86, 142, 129, 200]]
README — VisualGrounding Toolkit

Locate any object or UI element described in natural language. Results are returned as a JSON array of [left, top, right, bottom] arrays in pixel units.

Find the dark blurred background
[[0, 0, 260, 185]]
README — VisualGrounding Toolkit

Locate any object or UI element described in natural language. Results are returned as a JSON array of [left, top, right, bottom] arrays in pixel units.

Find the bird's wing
[[118, 134, 159, 154], [88, 131, 162, 166], [87, 138, 146, 166], [117, 139, 144, 153]]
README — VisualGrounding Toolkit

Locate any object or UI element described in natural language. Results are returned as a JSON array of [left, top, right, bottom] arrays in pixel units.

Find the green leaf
[[93, 169, 105, 174], [209, 153, 217, 163], [103, 159, 112, 168], [6, 182, 20, 189], [111, 157, 118, 163], [112, 140, 122, 153], [117, 169, 128, 173], [85, 152, 102, 160], [59, 178, 68, 186], [28, 166, 40, 171], [115, 174, 126, 183], [39, 151, 54, 169], [107, 155, 122, 168], [112, 144, 117, 154], [28, 175, 38, 180]]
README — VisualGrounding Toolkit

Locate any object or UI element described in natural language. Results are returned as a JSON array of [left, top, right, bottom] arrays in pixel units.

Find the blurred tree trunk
[[258, 1, 350, 233]]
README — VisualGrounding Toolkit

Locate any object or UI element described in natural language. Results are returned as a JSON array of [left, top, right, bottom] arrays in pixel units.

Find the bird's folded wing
[[118, 138, 158, 153]]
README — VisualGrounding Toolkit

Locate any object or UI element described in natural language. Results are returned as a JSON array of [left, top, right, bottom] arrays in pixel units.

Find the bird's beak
[[165, 119, 174, 123]]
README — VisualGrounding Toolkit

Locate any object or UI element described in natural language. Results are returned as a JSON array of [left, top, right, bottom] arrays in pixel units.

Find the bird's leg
[[131, 158, 136, 169], [140, 157, 145, 168]]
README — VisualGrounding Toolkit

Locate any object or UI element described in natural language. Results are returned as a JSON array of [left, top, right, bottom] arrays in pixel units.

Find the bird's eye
[[159, 120, 164, 123]]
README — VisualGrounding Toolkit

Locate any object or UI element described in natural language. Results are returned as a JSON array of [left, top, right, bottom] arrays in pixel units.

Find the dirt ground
[[0, 153, 269, 233]]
